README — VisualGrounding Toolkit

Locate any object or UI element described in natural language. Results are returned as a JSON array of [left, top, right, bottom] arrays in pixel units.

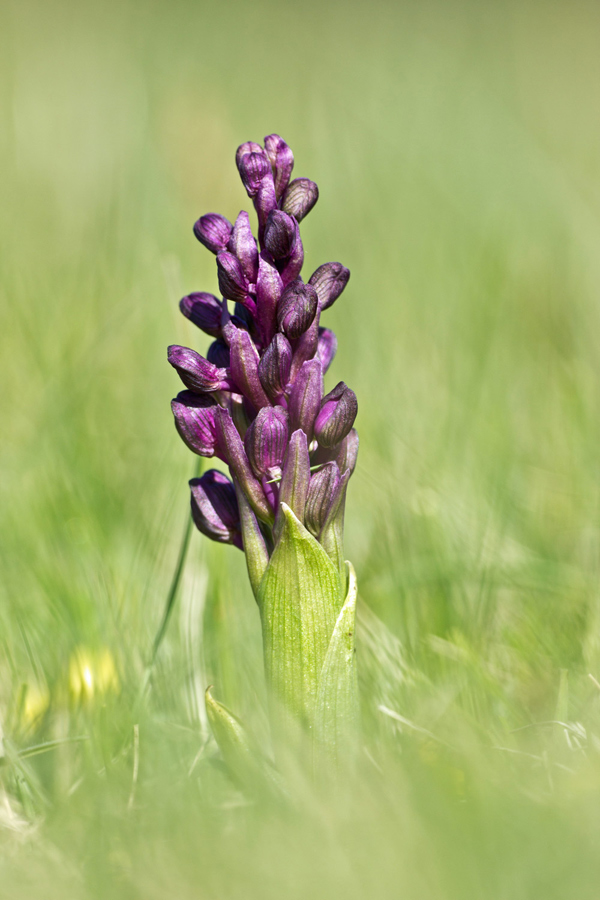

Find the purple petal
[[258, 333, 292, 402], [255, 251, 283, 346], [216, 251, 249, 303], [228, 327, 271, 411], [314, 382, 358, 448], [276, 429, 311, 537], [264, 134, 294, 200], [288, 358, 323, 441], [282, 178, 319, 222], [244, 406, 289, 479], [179, 292, 222, 337], [264, 210, 297, 260], [236, 141, 264, 170], [239, 151, 271, 198], [315, 327, 338, 373], [190, 469, 242, 548], [171, 391, 220, 458], [305, 462, 341, 536], [228, 211, 259, 283], [193, 214, 233, 254], [309, 262, 350, 311], [278, 221, 304, 287], [214, 407, 273, 524], [168, 345, 229, 393], [277, 279, 318, 340]]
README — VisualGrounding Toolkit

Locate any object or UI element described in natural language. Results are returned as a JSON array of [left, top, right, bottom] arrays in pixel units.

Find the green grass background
[[3, 0, 600, 895]]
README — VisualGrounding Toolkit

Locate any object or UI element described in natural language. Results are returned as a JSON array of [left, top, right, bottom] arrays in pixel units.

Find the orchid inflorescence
[[168, 135, 358, 591]]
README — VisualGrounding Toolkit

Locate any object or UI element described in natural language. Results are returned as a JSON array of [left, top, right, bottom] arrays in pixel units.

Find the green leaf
[[258, 503, 343, 735], [314, 561, 359, 765]]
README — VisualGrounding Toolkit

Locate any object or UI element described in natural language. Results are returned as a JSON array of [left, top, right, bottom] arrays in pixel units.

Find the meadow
[[2, 0, 600, 896]]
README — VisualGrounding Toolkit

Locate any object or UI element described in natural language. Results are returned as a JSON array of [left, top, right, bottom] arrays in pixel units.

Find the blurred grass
[[3, 0, 600, 895]]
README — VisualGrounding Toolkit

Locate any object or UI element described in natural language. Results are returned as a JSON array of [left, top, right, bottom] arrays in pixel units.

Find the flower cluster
[[168, 134, 357, 586]]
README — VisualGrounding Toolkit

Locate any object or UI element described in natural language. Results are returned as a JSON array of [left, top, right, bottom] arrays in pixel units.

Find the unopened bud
[[288, 358, 323, 441], [171, 391, 220, 458], [239, 151, 271, 198], [193, 213, 233, 254], [305, 462, 341, 536], [168, 345, 229, 393], [277, 280, 318, 340], [207, 339, 230, 369], [315, 327, 338, 373], [258, 333, 292, 401], [264, 134, 294, 199], [228, 211, 258, 283], [190, 470, 242, 548], [308, 262, 350, 310], [282, 178, 319, 222], [217, 251, 249, 303], [179, 292, 222, 337], [314, 382, 358, 448], [244, 406, 289, 479], [264, 210, 297, 260], [236, 141, 264, 170]]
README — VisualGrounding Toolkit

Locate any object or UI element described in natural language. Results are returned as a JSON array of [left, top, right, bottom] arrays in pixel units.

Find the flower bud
[[315, 327, 337, 373], [207, 339, 230, 369], [282, 178, 319, 222], [228, 211, 258, 283], [244, 406, 289, 479], [236, 141, 264, 170], [277, 280, 318, 340], [335, 428, 359, 475], [308, 262, 350, 311], [305, 462, 341, 536], [190, 470, 242, 548], [255, 177, 278, 237], [171, 391, 220, 458], [179, 292, 222, 337], [228, 328, 271, 411], [255, 251, 283, 346], [258, 333, 292, 401], [193, 214, 233, 254], [214, 408, 273, 524], [279, 221, 304, 287], [314, 382, 358, 448], [217, 251, 249, 303], [263, 210, 297, 260], [288, 358, 323, 441], [168, 345, 229, 393], [239, 152, 271, 198], [264, 134, 294, 199]]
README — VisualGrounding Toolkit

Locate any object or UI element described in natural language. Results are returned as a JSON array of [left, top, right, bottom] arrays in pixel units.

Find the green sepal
[[314, 561, 359, 765], [258, 503, 343, 735]]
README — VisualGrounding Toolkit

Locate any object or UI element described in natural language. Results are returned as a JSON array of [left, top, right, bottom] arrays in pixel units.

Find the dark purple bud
[[305, 462, 341, 536], [282, 178, 319, 222], [256, 251, 283, 346], [171, 391, 220, 458], [217, 251, 249, 303], [239, 152, 271, 198], [276, 429, 311, 537], [207, 339, 230, 368], [335, 428, 359, 475], [264, 210, 297, 260], [288, 358, 323, 441], [279, 221, 304, 287], [255, 177, 278, 239], [314, 382, 358, 448], [277, 280, 318, 340], [264, 134, 294, 200], [179, 292, 222, 337], [258, 333, 292, 401], [190, 470, 242, 549], [309, 263, 350, 311], [234, 302, 255, 331], [228, 328, 271, 411], [168, 345, 229, 393], [244, 406, 289, 479], [193, 214, 233, 254], [315, 327, 337, 373], [236, 141, 264, 170], [214, 407, 273, 524], [228, 211, 258, 283], [289, 315, 320, 382]]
